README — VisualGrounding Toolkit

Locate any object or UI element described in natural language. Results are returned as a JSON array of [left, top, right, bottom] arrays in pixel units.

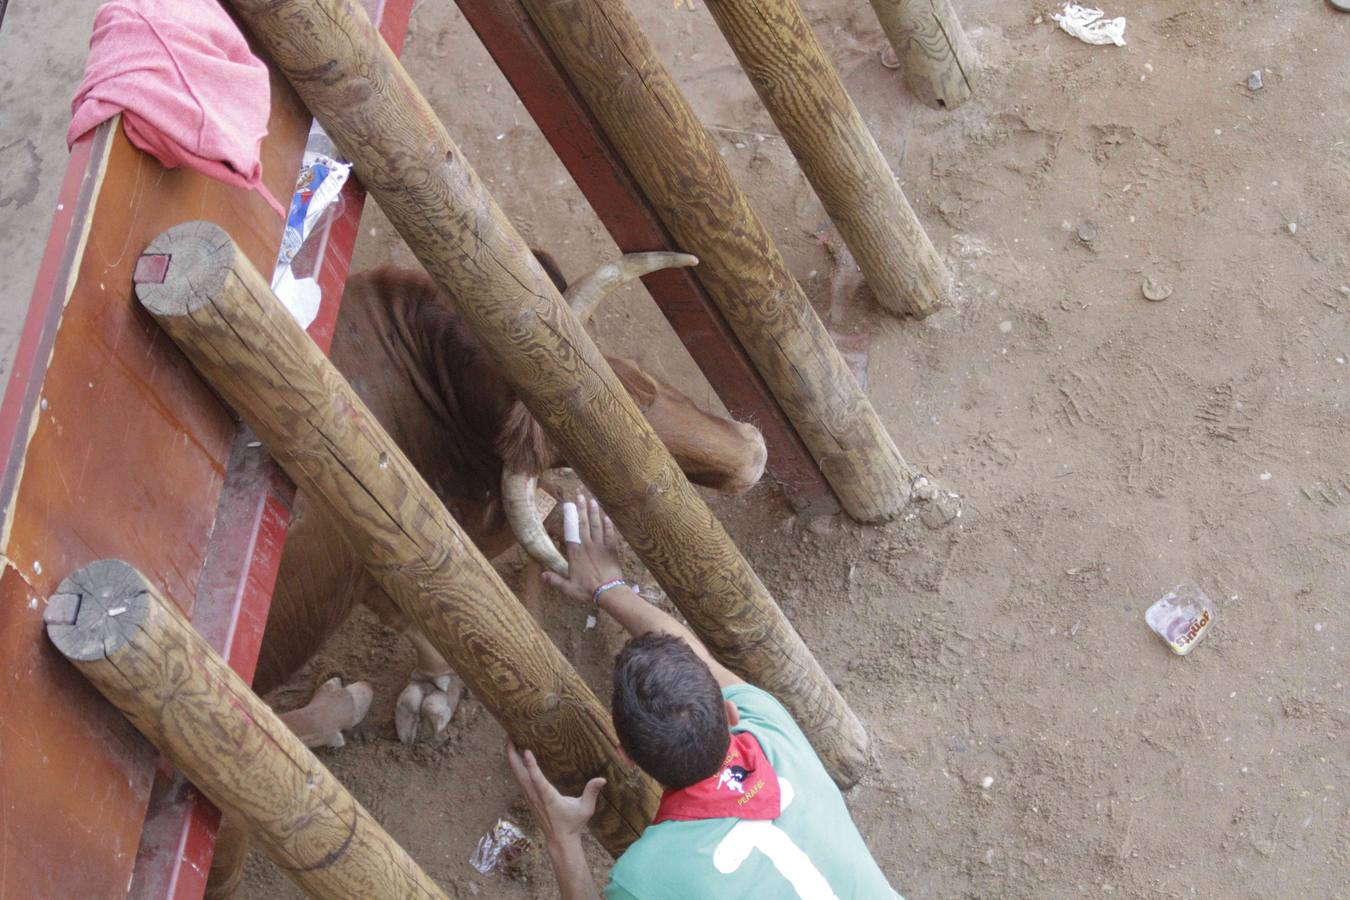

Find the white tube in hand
[[562, 502, 581, 544]]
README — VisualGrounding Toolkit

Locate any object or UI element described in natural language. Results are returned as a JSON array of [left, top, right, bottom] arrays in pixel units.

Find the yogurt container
[[1145, 582, 1216, 655]]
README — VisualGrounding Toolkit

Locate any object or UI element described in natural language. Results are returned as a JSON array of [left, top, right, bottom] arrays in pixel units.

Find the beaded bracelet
[[590, 579, 630, 610]]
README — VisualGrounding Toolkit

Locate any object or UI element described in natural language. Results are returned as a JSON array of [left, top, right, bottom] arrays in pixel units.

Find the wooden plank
[[452, 0, 835, 511], [0, 564, 155, 898]]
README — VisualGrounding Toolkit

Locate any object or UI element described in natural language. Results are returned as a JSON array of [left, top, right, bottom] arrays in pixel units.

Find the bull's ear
[[606, 357, 658, 410]]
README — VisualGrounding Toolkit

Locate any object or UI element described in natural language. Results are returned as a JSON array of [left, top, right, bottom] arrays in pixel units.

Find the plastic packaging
[[1145, 582, 1216, 655], [470, 819, 531, 874], [269, 121, 352, 328]]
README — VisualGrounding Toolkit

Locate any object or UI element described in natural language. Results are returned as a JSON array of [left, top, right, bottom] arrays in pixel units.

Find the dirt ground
[[3, 0, 1346, 897], [232, 1, 1350, 897]]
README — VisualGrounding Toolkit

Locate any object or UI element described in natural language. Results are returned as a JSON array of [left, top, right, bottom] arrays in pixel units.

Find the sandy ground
[[3, 0, 1347, 898], [0, 0, 103, 383]]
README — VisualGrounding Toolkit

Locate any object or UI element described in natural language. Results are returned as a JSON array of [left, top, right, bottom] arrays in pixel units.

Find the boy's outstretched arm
[[505, 739, 605, 900], [543, 495, 744, 689]]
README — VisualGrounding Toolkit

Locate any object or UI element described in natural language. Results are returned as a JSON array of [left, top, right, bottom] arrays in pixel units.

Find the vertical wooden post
[[702, 0, 950, 318], [510, 0, 918, 523], [870, 0, 978, 109], [44, 560, 448, 900], [449, 0, 838, 513], [223, 0, 875, 784], [135, 221, 660, 853]]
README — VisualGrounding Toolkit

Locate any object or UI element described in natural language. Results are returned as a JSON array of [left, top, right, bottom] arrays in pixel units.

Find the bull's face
[[501, 251, 767, 576], [607, 356, 766, 495]]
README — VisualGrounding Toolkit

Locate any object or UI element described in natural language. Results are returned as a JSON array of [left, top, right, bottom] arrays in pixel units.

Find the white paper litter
[[271, 267, 322, 331], [1051, 4, 1126, 46]]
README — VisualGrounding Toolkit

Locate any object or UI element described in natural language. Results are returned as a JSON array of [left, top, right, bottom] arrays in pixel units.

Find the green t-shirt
[[605, 684, 902, 899]]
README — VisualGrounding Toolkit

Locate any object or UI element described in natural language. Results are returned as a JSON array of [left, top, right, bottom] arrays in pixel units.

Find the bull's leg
[[204, 816, 250, 900], [363, 587, 464, 745], [397, 628, 465, 745], [277, 676, 374, 748]]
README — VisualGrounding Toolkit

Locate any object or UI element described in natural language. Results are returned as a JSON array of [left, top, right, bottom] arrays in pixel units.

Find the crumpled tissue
[[1051, 4, 1126, 47]]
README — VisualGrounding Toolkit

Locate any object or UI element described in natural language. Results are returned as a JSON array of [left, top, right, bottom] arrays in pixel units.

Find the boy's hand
[[542, 495, 625, 602], [505, 738, 607, 844]]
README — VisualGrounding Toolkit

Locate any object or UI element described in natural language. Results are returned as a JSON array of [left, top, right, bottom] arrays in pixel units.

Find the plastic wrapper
[[1145, 582, 1216, 655], [269, 122, 352, 328], [470, 819, 531, 874]]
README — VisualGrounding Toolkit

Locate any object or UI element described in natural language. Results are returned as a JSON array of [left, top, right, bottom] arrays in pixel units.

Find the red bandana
[[651, 731, 782, 824]]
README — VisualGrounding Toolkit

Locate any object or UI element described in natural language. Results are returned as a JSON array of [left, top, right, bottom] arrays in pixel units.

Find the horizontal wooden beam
[[45, 559, 447, 900]]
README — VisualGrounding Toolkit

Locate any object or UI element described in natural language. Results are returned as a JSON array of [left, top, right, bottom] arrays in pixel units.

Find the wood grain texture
[[136, 221, 660, 852], [869, 0, 978, 109], [703, 0, 950, 317], [512, 0, 916, 523], [221, 0, 874, 784], [452, 0, 837, 512], [44, 559, 447, 900]]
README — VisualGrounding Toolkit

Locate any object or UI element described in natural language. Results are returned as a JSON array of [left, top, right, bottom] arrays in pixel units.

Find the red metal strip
[[128, 429, 295, 900], [452, 0, 833, 510], [0, 124, 110, 535]]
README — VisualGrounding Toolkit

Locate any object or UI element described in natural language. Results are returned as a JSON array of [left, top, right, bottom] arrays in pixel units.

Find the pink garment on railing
[[67, 0, 285, 216]]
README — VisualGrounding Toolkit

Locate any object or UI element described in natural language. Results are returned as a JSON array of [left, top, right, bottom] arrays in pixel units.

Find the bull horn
[[565, 252, 699, 322], [502, 470, 569, 576]]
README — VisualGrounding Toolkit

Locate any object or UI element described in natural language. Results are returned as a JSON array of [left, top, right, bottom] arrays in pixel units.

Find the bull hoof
[[395, 673, 463, 745], [282, 677, 373, 749]]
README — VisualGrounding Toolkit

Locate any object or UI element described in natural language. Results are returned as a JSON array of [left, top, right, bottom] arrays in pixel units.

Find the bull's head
[[502, 252, 767, 576]]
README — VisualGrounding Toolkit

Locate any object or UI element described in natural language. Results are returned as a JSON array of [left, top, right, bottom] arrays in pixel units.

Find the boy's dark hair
[[612, 633, 730, 789]]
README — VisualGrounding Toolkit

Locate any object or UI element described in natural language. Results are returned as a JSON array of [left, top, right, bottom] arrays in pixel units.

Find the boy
[[506, 497, 901, 899]]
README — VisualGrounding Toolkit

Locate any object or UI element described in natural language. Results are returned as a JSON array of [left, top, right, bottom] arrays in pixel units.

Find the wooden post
[[44, 560, 448, 900], [870, 0, 978, 110], [702, 0, 950, 318], [509, 0, 918, 522], [223, 0, 875, 784], [450, 0, 837, 513], [135, 222, 660, 853]]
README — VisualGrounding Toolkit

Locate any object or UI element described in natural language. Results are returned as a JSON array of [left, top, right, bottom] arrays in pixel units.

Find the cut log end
[[135, 220, 240, 318], [44, 559, 152, 662]]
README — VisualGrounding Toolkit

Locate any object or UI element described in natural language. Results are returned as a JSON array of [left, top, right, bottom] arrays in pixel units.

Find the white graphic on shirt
[[716, 765, 749, 794], [711, 779, 839, 899]]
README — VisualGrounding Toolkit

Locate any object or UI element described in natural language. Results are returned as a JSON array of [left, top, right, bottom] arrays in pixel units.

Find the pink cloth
[[68, 0, 285, 216]]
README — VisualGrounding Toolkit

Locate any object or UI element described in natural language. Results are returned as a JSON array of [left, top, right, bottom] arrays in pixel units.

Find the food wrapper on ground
[[470, 819, 531, 874], [1145, 583, 1216, 655]]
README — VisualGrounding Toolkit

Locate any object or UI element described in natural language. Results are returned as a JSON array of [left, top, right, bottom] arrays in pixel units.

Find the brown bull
[[255, 251, 766, 744]]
